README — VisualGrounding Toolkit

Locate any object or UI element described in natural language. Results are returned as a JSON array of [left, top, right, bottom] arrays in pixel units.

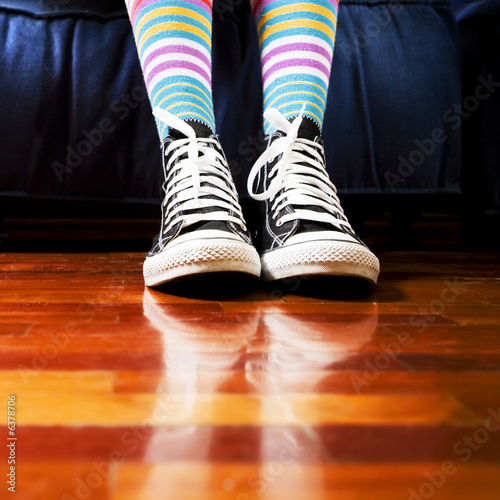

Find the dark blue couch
[[0, 0, 498, 244], [455, 0, 500, 247]]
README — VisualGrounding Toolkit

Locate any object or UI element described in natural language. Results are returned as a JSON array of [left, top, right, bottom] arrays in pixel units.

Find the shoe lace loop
[[153, 107, 246, 235], [247, 106, 352, 231], [247, 105, 304, 202]]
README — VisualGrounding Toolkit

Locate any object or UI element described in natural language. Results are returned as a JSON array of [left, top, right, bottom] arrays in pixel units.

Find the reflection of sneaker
[[263, 305, 378, 363], [141, 288, 259, 463], [248, 107, 379, 284], [143, 288, 260, 386], [144, 108, 261, 287], [246, 304, 379, 393]]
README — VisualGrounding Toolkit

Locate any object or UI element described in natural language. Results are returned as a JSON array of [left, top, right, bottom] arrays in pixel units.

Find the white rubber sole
[[143, 238, 261, 287], [261, 240, 380, 284]]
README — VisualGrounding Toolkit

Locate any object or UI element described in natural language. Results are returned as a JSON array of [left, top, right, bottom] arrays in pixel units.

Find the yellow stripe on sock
[[135, 7, 212, 36], [267, 90, 326, 109], [257, 3, 336, 33], [153, 82, 213, 108], [166, 101, 216, 122], [138, 22, 211, 53], [278, 100, 323, 121], [157, 92, 213, 114], [259, 19, 336, 46], [264, 80, 327, 104]]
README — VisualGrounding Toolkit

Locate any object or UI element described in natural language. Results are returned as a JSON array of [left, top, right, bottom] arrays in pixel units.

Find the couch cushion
[[457, 0, 500, 227], [0, 0, 126, 17], [0, 0, 462, 205], [214, 0, 462, 196]]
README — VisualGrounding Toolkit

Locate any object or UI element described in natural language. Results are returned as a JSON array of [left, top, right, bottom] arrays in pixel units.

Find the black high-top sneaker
[[143, 108, 261, 287], [247, 107, 380, 284]]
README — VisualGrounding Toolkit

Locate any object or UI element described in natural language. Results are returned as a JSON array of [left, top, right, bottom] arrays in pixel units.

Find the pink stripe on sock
[[261, 43, 332, 68], [146, 60, 212, 88], [252, 0, 338, 20], [143, 45, 212, 74], [262, 58, 330, 84], [130, 0, 212, 24]]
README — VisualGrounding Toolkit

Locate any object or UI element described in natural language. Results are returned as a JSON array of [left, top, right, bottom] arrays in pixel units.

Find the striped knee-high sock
[[252, 0, 339, 134], [125, 0, 215, 140]]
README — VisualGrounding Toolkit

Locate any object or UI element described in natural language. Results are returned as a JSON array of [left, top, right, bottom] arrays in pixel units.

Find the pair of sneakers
[[143, 107, 380, 287]]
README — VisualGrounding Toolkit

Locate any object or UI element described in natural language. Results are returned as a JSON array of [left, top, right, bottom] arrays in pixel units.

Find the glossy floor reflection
[[1, 252, 499, 499]]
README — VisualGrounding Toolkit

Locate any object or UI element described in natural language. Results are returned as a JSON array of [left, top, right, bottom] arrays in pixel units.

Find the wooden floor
[[1, 251, 500, 499]]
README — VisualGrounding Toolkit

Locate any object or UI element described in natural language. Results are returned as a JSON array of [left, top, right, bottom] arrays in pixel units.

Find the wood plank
[[12, 392, 481, 426], [12, 462, 500, 500], [11, 424, 500, 463], [113, 462, 500, 500], [1, 250, 499, 500]]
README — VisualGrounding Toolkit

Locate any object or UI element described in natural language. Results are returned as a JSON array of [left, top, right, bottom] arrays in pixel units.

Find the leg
[[248, 0, 380, 284], [125, 0, 216, 138], [126, 0, 260, 286], [253, 0, 337, 134]]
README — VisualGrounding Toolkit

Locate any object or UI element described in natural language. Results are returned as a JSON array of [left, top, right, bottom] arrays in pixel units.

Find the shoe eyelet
[[276, 219, 283, 227]]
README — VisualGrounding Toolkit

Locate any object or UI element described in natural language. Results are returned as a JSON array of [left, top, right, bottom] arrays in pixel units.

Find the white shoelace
[[153, 107, 246, 236], [247, 106, 353, 230]]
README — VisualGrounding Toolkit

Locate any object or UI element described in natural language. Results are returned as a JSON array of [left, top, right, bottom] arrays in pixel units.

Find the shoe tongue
[[293, 115, 321, 141], [286, 115, 329, 235], [168, 119, 214, 140]]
